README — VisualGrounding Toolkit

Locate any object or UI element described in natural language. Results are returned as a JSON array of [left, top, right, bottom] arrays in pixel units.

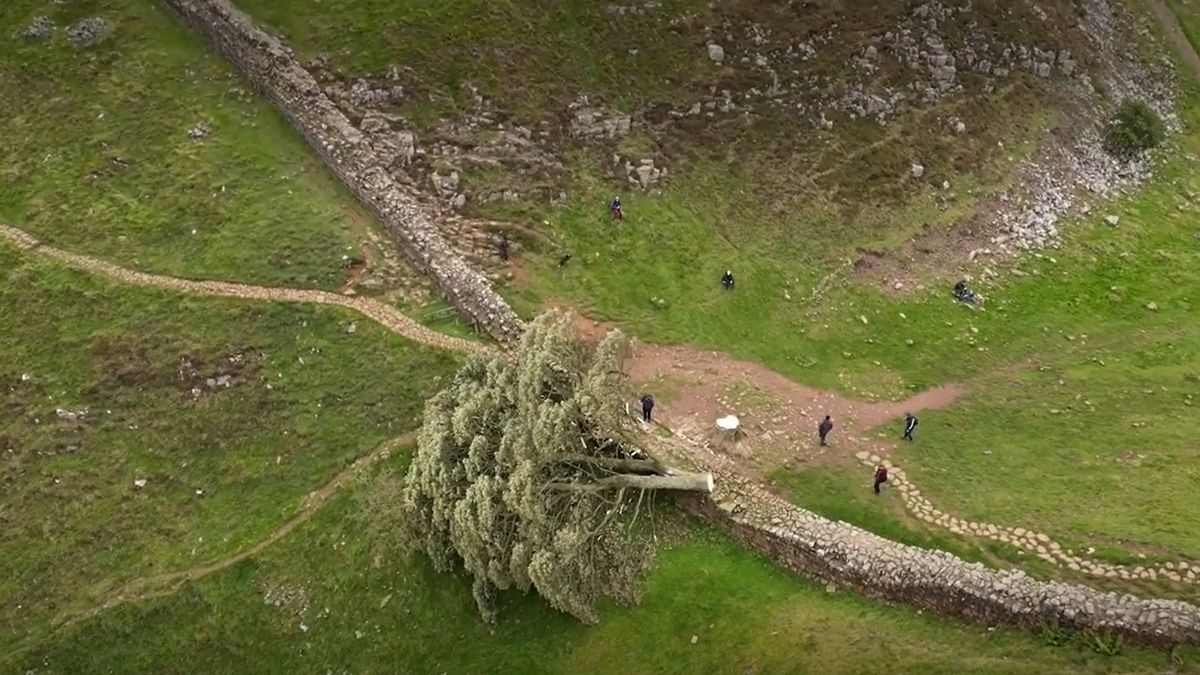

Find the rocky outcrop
[[160, 0, 525, 344], [643, 433, 1200, 648]]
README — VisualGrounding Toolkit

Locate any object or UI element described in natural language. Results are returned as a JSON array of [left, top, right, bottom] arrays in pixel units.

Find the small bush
[[1103, 100, 1165, 160], [1081, 629, 1125, 656], [1039, 620, 1072, 647]]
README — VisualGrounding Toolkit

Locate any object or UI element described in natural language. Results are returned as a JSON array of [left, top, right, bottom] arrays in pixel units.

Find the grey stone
[[188, 123, 211, 140], [707, 43, 725, 64], [67, 17, 112, 47], [910, 163, 925, 179], [18, 15, 54, 40]]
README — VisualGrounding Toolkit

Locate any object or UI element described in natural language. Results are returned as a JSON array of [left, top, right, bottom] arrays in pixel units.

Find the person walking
[[609, 196, 623, 220], [496, 232, 510, 261], [873, 464, 889, 494], [721, 270, 735, 291], [817, 415, 834, 447], [902, 412, 918, 441], [640, 393, 655, 424]]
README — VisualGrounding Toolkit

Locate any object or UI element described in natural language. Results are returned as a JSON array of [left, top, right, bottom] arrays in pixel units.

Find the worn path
[[0, 224, 488, 357]]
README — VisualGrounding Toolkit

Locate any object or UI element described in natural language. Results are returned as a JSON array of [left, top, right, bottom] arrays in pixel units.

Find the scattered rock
[[910, 163, 925, 179], [707, 43, 726, 64], [346, 322, 358, 334], [18, 15, 54, 40], [350, 79, 402, 108], [66, 17, 113, 47], [188, 123, 211, 140], [568, 98, 631, 140], [690, 634, 699, 645], [1145, 302, 1158, 311], [1105, 215, 1120, 226], [133, 478, 147, 489], [56, 408, 87, 422]]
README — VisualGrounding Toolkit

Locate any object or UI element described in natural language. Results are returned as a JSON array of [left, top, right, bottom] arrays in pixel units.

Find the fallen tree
[[398, 310, 711, 623]]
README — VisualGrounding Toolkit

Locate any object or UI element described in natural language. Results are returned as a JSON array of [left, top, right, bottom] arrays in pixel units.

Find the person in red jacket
[[873, 464, 889, 494]]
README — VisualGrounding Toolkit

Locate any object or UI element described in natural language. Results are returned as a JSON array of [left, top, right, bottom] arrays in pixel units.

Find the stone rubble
[[17, 15, 55, 40], [66, 16, 113, 47]]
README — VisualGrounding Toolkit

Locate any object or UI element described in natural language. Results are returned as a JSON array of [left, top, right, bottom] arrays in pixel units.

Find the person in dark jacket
[[818, 415, 834, 446], [721, 270, 735, 290], [873, 464, 889, 494], [640, 393, 655, 424], [496, 232, 510, 261], [609, 196, 623, 220], [903, 412, 918, 441]]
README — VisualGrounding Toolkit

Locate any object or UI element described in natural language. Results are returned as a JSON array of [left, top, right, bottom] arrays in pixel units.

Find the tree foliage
[[1103, 99, 1165, 160], [397, 311, 705, 623]]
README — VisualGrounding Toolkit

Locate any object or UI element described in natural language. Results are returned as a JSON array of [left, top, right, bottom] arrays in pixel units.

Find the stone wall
[[642, 435, 1200, 648], [160, 0, 525, 344]]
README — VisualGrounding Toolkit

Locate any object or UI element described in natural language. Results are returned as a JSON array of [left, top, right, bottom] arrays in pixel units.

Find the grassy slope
[[0, 244, 460, 653], [9, 455, 1191, 675], [236, 0, 1058, 308], [236, 0, 1199, 594], [0, 0, 367, 289]]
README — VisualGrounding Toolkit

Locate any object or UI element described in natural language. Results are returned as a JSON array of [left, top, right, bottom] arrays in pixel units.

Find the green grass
[[8, 454, 1193, 675], [754, 90, 1200, 587], [0, 0, 372, 289], [236, 0, 1064, 221], [0, 243, 460, 654], [770, 467, 1019, 566], [234, 0, 717, 123]]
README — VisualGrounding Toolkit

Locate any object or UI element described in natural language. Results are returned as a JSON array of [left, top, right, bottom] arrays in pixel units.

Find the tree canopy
[[396, 310, 710, 623]]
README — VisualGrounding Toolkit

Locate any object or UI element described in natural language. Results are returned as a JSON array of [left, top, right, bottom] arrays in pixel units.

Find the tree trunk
[[551, 471, 714, 493]]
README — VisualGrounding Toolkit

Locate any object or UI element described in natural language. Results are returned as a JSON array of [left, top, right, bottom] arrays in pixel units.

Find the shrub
[[1103, 99, 1165, 160]]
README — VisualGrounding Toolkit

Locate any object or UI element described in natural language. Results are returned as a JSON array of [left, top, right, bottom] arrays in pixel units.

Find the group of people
[[819, 413, 918, 494], [500, 197, 740, 292], [552, 196, 945, 495]]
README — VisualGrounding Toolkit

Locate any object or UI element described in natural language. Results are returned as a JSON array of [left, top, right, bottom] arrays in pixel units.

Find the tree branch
[[554, 454, 666, 476]]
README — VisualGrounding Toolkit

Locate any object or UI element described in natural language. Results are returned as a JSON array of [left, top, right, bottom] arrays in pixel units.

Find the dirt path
[[15, 432, 411, 657], [1149, 0, 1200, 79], [624, 341, 965, 470], [0, 224, 488, 357]]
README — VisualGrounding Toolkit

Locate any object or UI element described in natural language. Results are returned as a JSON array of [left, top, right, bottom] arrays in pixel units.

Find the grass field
[[3, 0, 1200, 671], [7, 452, 1193, 675], [0, 242, 461, 655], [0, 0, 371, 289]]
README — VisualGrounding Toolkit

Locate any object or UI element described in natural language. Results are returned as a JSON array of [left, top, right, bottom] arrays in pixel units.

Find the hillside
[[4, 0, 1200, 672], [239, 0, 1174, 277]]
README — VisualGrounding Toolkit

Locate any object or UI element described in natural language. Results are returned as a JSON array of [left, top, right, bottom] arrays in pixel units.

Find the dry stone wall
[[642, 434, 1200, 648], [160, 0, 524, 344]]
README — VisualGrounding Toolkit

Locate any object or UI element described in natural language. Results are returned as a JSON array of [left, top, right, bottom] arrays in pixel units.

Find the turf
[[0, 0, 371, 289], [0, 243, 461, 655], [7, 454, 1192, 675]]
